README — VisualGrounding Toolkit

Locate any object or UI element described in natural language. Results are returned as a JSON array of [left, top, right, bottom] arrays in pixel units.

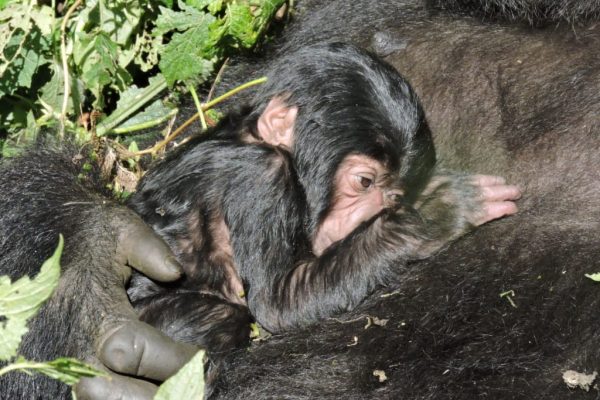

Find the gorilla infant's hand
[[409, 174, 521, 258], [74, 212, 199, 400], [468, 175, 521, 225]]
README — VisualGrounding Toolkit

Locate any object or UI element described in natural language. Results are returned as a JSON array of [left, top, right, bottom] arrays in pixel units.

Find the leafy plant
[[154, 350, 206, 400], [0, 235, 106, 387], [0, 0, 286, 155]]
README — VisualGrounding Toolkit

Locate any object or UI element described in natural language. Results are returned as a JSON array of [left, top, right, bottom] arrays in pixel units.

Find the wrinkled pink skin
[[313, 155, 521, 256]]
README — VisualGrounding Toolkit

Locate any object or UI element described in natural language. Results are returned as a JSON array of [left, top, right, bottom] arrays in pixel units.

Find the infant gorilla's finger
[[117, 216, 182, 282], [75, 373, 157, 400], [471, 174, 506, 186], [479, 201, 519, 225], [480, 184, 522, 202], [99, 319, 199, 381]]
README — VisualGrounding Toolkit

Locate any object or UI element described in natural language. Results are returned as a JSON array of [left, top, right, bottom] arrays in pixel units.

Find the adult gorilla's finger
[[99, 319, 199, 381], [75, 372, 158, 400], [117, 214, 182, 282]]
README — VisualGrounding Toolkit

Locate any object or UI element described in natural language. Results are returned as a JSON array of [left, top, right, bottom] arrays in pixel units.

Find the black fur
[[0, 145, 139, 399], [1, 0, 600, 398], [127, 43, 463, 338], [429, 0, 600, 25], [206, 2, 600, 399], [0, 43, 477, 398]]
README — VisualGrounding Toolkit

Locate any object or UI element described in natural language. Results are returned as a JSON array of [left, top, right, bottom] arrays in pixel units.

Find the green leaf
[[585, 273, 600, 282], [0, 357, 107, 386], [159, 25, 216, 86], [74, 31, 132, 107], [185, 0, 224, 13], [0, 318, 28, 361], [96, 75, 168, 136], [0, 235, 63, 361], [154, 4, 210, 36], [29, 4, 55, 35], [116, 99, 175, 131], [38, 62, 84, 117], [97, 0, 143, 46], [207, 0, 225, 14], [253, 0, 287, 26], [133, 30, 161, 72], [127, 141, 139, 169], [1, 111, 39, 158], [0, 28, 51, 96], [34, 357, 105, 385], [154, 350, 206, 400], [226, 2, 258, 48]]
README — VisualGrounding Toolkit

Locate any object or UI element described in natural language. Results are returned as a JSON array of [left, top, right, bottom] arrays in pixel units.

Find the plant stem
[[129, 76, 267, 157], [187, 84, 207, 130], [59, 0, 82, 139], [203, 76, 267, 110], [0, 361, 45, 377]]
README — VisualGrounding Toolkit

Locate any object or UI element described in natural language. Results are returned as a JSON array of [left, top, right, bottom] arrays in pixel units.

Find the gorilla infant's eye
[[358, 176, 374, 189]]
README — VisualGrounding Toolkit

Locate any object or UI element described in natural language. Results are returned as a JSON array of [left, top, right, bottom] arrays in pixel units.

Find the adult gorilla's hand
[[73, 211, 199, 400]]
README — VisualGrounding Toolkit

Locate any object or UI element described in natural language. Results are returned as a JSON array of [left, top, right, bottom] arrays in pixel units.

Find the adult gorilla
[[1, 0, 599, 399], [209, 1, 600, 399]]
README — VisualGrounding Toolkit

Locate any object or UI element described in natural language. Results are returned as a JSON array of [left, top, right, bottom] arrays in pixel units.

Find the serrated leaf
[[0, 357, 106, 386], [207, 0, 224, 14], [75, 31, 132, 107], [254, 0, 286, 25], [226, 3, 258, 48], [585, 273, 600, 282], [154, 350, 206, 400], [159, 26, 216, 86], [0, 235, 63, 360], [154, 4, 211, 36]]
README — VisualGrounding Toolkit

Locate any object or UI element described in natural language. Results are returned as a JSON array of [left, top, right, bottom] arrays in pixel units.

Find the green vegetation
[[0, 0, 287, 158], [0, 236, 107, 392]]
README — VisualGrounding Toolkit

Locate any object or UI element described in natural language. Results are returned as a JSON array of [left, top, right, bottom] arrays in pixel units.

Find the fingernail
[[165, 256, 183, 276]]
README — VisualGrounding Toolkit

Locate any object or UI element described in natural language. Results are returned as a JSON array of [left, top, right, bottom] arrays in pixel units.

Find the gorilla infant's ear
[[257, 96, 298, 149]]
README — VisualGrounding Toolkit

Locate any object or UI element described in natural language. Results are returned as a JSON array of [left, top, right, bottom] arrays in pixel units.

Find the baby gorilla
[[125, 43, 520, 365], [0, 43, 520, 399]]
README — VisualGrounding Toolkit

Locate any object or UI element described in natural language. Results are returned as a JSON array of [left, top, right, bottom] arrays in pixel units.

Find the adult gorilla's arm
[[0, 145, 198, 399]]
